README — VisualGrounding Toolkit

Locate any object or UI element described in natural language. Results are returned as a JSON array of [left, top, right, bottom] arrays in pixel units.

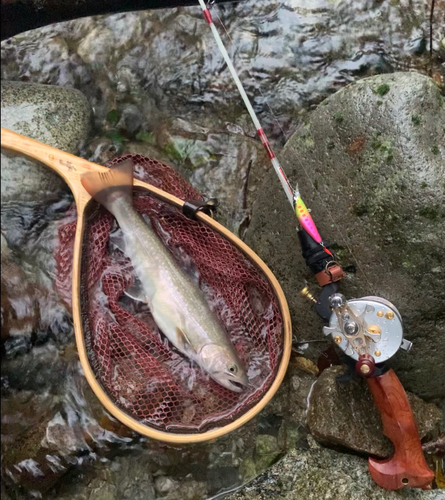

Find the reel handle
[[367, 369, 434, 490]]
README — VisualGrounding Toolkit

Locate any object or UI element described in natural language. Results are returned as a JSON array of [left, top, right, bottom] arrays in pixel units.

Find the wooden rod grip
[[366, 369, 434, 490]]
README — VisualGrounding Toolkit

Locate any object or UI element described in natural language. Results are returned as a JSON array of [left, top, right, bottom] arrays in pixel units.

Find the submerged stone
[[254, 434, 282, 471]]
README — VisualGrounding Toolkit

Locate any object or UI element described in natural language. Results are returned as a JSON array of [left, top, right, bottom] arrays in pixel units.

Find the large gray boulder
[[245, 72, 445, 403], [1, 81, 91, 203]]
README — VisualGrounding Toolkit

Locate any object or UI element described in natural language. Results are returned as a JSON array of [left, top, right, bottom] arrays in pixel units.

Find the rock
[[1, 347, 139, 497], [1, 81, 90, 345], [1, 343, 66, 392], [86, 116, 269, 235], [292, 356, 319, 375], [245, 72, 445, 403], [1, 249, 39, 343], [227, 445, 443, 500], [307, 366, 443, 458], [254, 434, 282, 471], [2, 2, 442, 134], [123, 141, 171, 165], [116, 104, 144, 137], [207, 467, 240, 497], [1, 81, 91, 203], [153, 116, 270, 234], [1, 202, 75, 348], [86, 136, 124, 164], [1, 390, 71, 492], [110, 455, 156, 500], [155, 476, 180, 495], [239, 458, 257, 482]]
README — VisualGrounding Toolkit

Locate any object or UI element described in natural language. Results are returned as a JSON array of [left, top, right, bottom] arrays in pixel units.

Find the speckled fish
[[81, 160, 248, 392]]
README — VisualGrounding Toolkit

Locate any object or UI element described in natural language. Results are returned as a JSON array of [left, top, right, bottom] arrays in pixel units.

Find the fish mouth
[[229, 380, 246, 391]]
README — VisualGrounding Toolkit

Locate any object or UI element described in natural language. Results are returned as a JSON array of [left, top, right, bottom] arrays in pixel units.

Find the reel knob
[[356, 354, 375, 377]]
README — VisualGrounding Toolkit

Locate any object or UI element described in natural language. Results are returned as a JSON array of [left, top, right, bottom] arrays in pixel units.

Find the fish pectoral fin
[[109, 229, 126, 254], [124, 278, 147, 303], [176, 327, 195, 354]]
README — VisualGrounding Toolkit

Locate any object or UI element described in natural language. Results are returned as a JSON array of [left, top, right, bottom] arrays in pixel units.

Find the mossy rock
[[246, 72, 445, 404]]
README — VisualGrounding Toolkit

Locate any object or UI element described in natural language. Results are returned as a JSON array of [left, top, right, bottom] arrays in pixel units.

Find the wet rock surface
[[227, 441, 445, 500], [1, 345, 139, 494], [1, 1, 443, 135], [140, 116, 270, 232], [1, 81, 91, 203], [307, 366, 443, 458], [1, 357, 316, 499], [1, 82, 91, 352], [2, 0, 444, 230], [246, 72, 445, 404]]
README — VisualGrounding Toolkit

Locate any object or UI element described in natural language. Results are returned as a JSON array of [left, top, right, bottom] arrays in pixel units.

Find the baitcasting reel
[[323, 294, 412, 377], [297, 226, 413, 378]]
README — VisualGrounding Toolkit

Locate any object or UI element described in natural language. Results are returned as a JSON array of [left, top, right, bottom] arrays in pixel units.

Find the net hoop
[[65, 164, 292, 444]]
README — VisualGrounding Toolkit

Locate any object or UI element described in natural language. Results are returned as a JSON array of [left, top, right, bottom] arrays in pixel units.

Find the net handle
[[1, 127, 292, 443]]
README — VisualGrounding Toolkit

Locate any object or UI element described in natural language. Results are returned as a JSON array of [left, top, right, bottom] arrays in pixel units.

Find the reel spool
[[323, 295, 412, 376]]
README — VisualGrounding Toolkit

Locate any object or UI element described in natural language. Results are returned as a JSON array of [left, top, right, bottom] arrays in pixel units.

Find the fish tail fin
[[81, 159, 134, 212]]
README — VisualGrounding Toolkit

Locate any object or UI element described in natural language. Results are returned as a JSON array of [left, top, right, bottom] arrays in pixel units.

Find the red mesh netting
[[55, 155, 284, 433]]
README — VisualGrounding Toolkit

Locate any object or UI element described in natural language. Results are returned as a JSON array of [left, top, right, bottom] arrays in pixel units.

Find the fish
[[81, 160, 248, 392]]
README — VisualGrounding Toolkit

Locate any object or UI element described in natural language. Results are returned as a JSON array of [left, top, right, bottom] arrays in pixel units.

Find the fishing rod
[[197, 0, 344, 298], [197, 0, 434, 491]]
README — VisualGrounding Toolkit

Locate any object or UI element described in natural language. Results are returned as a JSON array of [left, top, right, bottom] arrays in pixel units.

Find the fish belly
[[110, 200, 218, 356]]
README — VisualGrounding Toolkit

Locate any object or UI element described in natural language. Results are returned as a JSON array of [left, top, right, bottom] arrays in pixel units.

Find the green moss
[[370, 133, 393, 162], [162, 140, 183, 162], [373, 83, 390, 96], [419, 206, 439, 221], [254, 434, 282, 472], [105, 129, 126, 144], [135, 130, 155, 144], [162, 138, 210, 170], [421, 182, 428, 189], [431, 145, 440, 155], [376, 100, 383, 106], [334, 112, 344, 123], [106, 109, 121, 124], [239, 458, 257, 482], [411, 114, 421, 126], [353, 202, 368, 216]]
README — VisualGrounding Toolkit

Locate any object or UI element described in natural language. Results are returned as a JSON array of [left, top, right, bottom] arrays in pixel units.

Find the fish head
[[199, 344, 248, 393]]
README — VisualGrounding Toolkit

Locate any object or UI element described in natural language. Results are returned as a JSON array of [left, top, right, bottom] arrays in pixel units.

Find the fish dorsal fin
[[124, 277, 147, 303], [81, 159, 134, 211], [176, 327, 195, 353]]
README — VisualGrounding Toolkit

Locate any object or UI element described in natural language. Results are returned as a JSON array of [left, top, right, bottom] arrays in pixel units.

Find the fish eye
[[228, 365, 238, 374]]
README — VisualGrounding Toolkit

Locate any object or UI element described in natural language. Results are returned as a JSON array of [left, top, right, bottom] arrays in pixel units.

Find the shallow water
[[1, 0, 444, 498]]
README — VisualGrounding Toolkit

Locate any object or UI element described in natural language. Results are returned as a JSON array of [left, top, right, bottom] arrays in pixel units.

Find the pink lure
[[295, 195, 332, 256]]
